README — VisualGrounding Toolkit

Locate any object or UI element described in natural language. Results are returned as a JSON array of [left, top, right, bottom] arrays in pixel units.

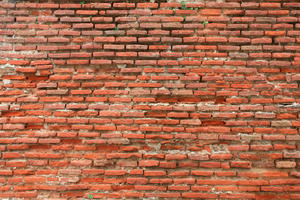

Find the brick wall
[[0, 0, 300, 199]]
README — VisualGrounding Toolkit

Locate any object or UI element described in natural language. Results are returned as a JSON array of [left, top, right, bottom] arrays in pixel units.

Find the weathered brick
[[276, 161, 296, 168], [0, 2, 299, 197]]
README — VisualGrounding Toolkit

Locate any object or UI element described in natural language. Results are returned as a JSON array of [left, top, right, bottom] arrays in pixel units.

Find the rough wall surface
[[0, 0, 300, 199]]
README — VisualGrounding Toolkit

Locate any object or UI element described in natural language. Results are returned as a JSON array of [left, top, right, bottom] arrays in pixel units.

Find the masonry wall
[[0, 0, 300, 199]]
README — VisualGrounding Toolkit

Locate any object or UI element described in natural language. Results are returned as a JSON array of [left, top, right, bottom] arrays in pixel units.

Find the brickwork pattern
[[0, 0, 300, 199]]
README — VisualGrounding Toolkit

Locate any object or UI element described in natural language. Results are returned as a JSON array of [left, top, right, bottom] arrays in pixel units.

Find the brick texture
[[0, 0, 300, 199]]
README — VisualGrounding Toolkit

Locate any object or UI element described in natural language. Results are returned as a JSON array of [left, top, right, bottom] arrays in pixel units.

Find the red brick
[[231, 161, 252, 168], [182, 193, 217, 198], [0, 2, 299, 197], [144, 171, 166, 176], [137, 3, 158, 8]]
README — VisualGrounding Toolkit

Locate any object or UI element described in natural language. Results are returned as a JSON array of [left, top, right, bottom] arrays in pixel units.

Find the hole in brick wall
[[215, 96, 225, 104]]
